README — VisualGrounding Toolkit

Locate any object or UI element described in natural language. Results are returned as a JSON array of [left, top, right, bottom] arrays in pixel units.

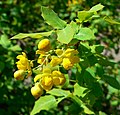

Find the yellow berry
[[31, 83, 43, 99], [38, 39, 51, 52], [14, 70, 25, 80]]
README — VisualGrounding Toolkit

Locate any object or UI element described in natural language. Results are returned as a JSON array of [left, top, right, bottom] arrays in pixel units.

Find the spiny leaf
[[73, 83, 88, 97]]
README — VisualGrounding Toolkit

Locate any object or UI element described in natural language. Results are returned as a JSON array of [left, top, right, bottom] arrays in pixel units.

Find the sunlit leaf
[[73, 83, 88, 97], [41, 6, 66, 29], [57, 23, 76, 44], [89, 3, 104, 12], [77, 11, 94, 22], [30, 95, 57, 115], [0, 34, 11, 48], [11, 31, 53, 39], [74, 27, 95, 40], [47, 88, 71, 97]]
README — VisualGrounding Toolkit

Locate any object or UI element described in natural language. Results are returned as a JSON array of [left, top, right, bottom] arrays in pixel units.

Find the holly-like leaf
[[89, 3, 104, 12], [74, 27, 95, 40], [11, 31, 53, 39], [73, 83, 88, 97], [57, 23, 76, 44], [30, 95, 57, 115], [41, 6, 66, 29]]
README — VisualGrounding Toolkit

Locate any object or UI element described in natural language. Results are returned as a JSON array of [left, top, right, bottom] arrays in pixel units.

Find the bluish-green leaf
[[11, 31, 53, 39], [30, 95, 57, 115], [89, 3, 104, 12], [57, 23, 76, 44], [41, 6, 66, 29], [74, 27, 95, 40], [103, 16, 120, 25]]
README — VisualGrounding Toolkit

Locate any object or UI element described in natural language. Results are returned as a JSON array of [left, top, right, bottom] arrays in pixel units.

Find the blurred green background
[[0, 0, 120, 114]]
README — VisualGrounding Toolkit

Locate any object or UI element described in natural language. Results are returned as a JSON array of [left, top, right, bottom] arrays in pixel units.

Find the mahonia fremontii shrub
[[14, 39, 80, 99]]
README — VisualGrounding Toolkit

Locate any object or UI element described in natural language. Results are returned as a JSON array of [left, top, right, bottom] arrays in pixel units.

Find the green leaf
[[11, 31, 53, 39], [102, 75, 120, 89], [57, 23, 76, 44], [77, 11, 94, 22], [8, 45, 22, 51], [68, 103, 83, 114], [70, 95, 94, 114], [30, 95, 57, 115], [73, 83, 88, 97], [41, 6, 66, 29], [103, 16, 120, 25], [0, 34, 11, 48], [89, 3, 104, 12], [74, 27, 95, 40], [91, 82, 103, 97], [0, 61, 5, 73], [47, 88, 71, 97], [83, 69, 96, 86], [87, 55, 97, 66], [95, 45, 104, 53], [99, 111, 107, 115]]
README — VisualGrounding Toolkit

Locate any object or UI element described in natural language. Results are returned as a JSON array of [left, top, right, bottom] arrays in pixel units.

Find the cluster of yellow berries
[[14, 38, 80, 99]]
